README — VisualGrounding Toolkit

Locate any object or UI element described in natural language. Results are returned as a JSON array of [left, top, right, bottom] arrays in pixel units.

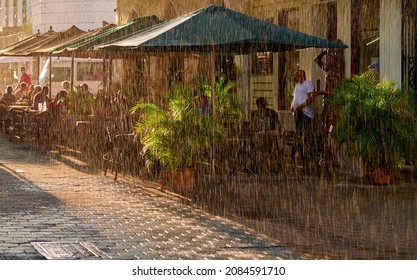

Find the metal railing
[[402, 57, 417, 91]]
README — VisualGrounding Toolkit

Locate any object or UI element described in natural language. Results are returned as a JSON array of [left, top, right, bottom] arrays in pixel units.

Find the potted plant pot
[[366, 166, 392, 185], [168, 167, 196, 192]]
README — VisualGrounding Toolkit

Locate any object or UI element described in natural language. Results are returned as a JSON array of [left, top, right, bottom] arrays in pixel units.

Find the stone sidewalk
[[0, 133, 298, 260]]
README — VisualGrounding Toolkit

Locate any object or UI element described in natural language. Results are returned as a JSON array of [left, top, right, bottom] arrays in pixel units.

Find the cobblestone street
[[0, 133, 297, 260]]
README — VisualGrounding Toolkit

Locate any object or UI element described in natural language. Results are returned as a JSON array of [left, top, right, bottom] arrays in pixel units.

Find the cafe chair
[[0, 102, 8, 133], [102, 127, 140, 180], [229, 121, 256, 177], [6, 108, 27, 142]]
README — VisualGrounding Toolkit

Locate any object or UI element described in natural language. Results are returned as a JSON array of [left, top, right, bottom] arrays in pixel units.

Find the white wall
[[30, 0, 116, 33], [1, 0, 30, 29], [0, 0, 6, 28], [380, 0, 402, 86]]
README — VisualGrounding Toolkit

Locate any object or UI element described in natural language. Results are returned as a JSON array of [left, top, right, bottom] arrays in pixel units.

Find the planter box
[[367, 167, 392, 185]]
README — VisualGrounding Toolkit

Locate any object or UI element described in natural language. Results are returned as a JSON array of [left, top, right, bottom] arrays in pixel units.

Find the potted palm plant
[[131, 82, 226, 192], [201, 75, 242, 118], [328, 72, 417, 185]]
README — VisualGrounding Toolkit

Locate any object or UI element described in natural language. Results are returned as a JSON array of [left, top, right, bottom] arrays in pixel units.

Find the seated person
[[13, 82, 28, 101], [196, 94, 212, 116], [61, 80, 73, 94], [29, 85, 42, 105], [250, 97, 281, 134], [48, 90, 67, 114], [95, 89, 112, 117], [1, 85, 17, 105], [32, 85, 50, 110]]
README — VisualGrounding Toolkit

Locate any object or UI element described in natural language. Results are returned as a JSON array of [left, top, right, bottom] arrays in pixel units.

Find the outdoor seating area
[[0, 79, 302, 189], [1, 100, 40, 142], [1, 4, 415, 191]]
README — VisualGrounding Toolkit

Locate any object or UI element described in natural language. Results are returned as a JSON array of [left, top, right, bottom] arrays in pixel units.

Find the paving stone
[[0, 134, 297, 260]]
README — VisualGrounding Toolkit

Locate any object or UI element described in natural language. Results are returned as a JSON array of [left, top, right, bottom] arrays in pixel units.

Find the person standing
[[290, 69, 317, 164], [314, 42, 345, 94], [14, 66, 32, 93], [314, 42, 345, 167]]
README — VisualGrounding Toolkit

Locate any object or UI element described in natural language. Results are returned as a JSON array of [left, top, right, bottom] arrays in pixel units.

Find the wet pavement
[[0, 133, 297, 260], [193, 158, 417, 260], [3, 131, 417, 260]]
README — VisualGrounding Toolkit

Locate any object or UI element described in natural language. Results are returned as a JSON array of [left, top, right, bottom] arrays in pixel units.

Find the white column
[[380, 0, 402, 86], [7, 0, 13, 27], [26, 0, 31, 26], [0, 0, 5, 28], [17, 0, 22, 26]]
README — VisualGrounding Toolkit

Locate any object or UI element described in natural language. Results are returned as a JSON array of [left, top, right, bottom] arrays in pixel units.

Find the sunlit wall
[[114, 0, 406, 109], [30, 0, 116, 33]]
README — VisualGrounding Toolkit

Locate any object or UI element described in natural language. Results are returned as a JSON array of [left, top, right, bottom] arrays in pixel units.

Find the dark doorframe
[[402, 0, 417, 90], [351, 0, 361, 76], [277, 11, 288, 110]]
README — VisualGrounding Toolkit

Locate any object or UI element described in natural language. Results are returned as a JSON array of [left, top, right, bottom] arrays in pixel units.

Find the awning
[[0, 5, 346, 58], [52, 15, 161, 57], [0, 28, 56, 56], [0, 24, 136, 57], [0, 56, 33, 63], [0, 25, 88, 57], [0, 16, 161, 58], [96, 4, 347, 54], [30, 25, 98, 56]]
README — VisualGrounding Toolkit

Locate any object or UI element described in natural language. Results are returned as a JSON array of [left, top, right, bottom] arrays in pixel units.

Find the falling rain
[[0, 0, 417, 261]]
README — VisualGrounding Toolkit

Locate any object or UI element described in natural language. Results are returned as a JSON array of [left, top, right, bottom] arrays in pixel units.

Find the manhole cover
[[31, 242, 110, 260]]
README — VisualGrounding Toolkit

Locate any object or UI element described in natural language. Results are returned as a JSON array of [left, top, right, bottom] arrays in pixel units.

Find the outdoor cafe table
[[226, 129, 284, 176], [251, 130, 284, 155], [8, 104, 32, 110], [249, 130, 285, 174], [6, 105, 41, 141]]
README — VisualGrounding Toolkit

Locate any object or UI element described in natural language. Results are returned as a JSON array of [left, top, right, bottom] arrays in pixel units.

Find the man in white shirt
[[290, 69, 317, 164]]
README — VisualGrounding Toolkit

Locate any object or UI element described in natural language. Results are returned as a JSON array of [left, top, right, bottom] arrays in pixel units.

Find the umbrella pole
[[36, 56, 40, 84], [48, 55, 52, 99], [210, 45, 216, 175], [70, 54, 75, 91], [210, 46, 216, 114]]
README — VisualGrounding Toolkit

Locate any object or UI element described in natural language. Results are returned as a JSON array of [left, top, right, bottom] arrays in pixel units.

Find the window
[[76, 62, 103, 81], [252, 17, 274, 74], [351, 0, 380, 75], [51, 67, 71, 82], [252, 52, 273, 74]]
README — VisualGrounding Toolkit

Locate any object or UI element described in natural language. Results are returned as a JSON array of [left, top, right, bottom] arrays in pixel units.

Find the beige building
[[0, 1, 116, 92], [112, 0, 416, 114]]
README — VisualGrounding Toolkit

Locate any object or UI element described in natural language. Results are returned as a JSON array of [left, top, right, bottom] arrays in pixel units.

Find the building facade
[[1, 0, 116, 39], [0, 0, 29, 29], [115, 0, 416, 114], [30, 0, 116, 33], [0, 0, 30, 49], [0, 0, 116, 92]]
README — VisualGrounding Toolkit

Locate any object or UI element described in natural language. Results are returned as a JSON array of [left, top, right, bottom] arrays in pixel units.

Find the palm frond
[[329, 71, 417, 169]]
